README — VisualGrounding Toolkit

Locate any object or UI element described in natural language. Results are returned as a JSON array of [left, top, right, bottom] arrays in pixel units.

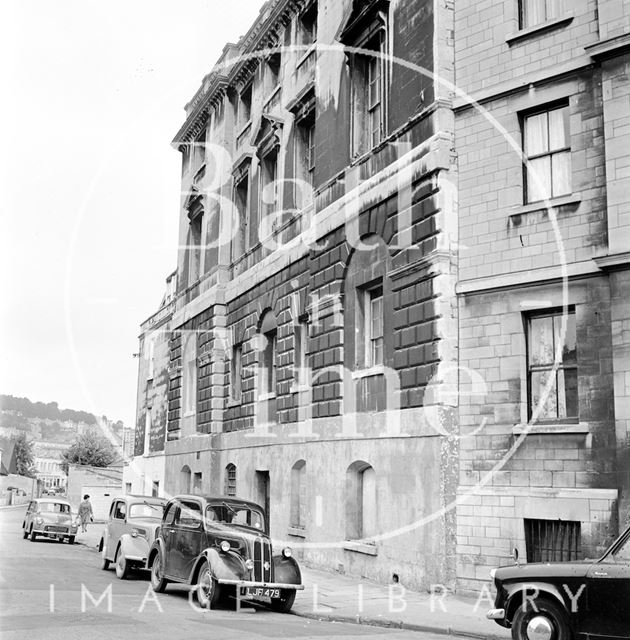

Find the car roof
[[111, 494, 167, 503], [171, 494, 264, 510], [36, 497, 71, 504]]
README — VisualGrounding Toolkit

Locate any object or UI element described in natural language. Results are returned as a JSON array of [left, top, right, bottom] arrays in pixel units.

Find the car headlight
[[35, 517, 44, 525], [131, 528, 147, 539], [220, 540, 231, 552], [490, 568, 497, 580], [282, 547, 292, 558], [245, 559, 254, 570]]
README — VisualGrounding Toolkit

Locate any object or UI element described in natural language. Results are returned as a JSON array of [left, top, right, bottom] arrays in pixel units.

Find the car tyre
[[22, 526, 28, 540], [29, 526, 37, 542], [511, 598, 572, 640], [115, 548, 131, 580], [150, 551, 168, 593], [68, 536, 75, 545], [196, 560, 221, 609], [270, 589, 296, 614]]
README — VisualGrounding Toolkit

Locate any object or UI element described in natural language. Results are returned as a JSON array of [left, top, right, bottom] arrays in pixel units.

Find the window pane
[[553, 313, 576, 365], [370, 296, 383, 337], [557, 368, 578, 419], [523, 0, 546, 27], [372, 337, 384, 366], [531, 370, 558, 419], [545, 0, 563, 21], [525, 112, 549, 156], [527, 155, 552, 202], [530, 316, 555, 365], [551, 151, 572, 197], [548, 107, 568, 151]]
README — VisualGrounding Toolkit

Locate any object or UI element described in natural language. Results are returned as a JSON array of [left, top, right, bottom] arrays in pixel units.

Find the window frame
[[237, 82, 253, 133], [522, 102, 572, 204], [350, 27, 388, 157], [357, 283, 384, 369], [258, 147, 279, 241], [519, 0, 566, 29], [231, 163, 251, 261], [230, 343, 243, 402], [224, 463, 237, 497], [525, 307, 578, 423]]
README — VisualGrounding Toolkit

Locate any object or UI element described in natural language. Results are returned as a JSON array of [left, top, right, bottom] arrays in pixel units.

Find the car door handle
[[593, 571, 608, 577]]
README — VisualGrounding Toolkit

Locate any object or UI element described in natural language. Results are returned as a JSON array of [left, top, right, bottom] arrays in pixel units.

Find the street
[[0, 506, 446, 640]]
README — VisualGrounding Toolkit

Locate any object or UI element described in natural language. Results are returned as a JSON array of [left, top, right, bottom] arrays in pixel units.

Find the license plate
[[245, 587, 280, 599], [46, 533, 59, 539]]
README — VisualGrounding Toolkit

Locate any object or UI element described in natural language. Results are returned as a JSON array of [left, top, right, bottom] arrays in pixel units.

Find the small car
[[98, 494, 166, 579], [147, 495, 304, 612], [22, 498, 77, 543], [487, 524, 630, 640]]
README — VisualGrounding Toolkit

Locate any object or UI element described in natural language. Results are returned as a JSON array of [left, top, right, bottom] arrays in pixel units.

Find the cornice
[[172, 0, 311, 148]]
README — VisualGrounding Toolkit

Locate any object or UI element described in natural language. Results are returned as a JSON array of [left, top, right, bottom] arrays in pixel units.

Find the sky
[[0, 0, 266, 428]]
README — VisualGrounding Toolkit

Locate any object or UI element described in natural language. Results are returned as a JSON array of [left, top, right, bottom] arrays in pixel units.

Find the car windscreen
[[129, 503, 164, 519], [39, 502, 71, 514], [205, 503, 265, 531]]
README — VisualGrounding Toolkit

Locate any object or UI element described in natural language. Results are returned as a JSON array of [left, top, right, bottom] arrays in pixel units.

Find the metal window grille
[[525, 518, 581, 563]]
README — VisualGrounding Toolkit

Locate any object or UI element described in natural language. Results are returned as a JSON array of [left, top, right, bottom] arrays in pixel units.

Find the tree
[[60, 431, 117, 474], [14, 434, 36, 477]]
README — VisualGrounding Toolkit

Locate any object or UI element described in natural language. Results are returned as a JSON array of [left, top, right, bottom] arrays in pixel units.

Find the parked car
[[99, 494, 166, 579], [147, 495, 304, 612], [487, 524, 630, 640], [22, 498, 77, 543]]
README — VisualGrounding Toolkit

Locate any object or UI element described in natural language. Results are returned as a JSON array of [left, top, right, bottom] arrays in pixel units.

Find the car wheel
[[68, 536, 75, 545], [196, 561, 221, 609], [150, 551, 168, 593], [22, 526, 28, 540], [101, 546, 111, 570], [115, 549, 131, 580], [511, 598, 572, 640], [29, 526, 37, 542], [269, 589, 296, 613]]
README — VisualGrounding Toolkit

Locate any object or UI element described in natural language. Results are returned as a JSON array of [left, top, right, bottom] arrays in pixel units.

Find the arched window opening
[[346, 461, 377, 541], [180, 465, 192, 494], [290, 460, 307, 528], [224, 463, 237, 497]]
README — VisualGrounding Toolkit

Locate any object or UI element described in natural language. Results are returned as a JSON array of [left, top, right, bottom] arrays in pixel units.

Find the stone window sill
[[342, 540, 377, 556], [506, 14, 574, 46], [296, 45, 316, 70], [351, 365, 386, 380], [257, 392, 277, 402], [512, 422, 589, 435], [509, 194, 581, 218], [290, 384, 310, 394], [287, 526, 307, 538]]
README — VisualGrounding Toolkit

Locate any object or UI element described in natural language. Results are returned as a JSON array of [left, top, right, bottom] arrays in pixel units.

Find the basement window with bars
[[525, 518, 581, 563]]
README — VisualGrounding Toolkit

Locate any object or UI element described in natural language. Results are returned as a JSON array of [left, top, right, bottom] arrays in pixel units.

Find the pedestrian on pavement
[[78, 495, 93, 533]]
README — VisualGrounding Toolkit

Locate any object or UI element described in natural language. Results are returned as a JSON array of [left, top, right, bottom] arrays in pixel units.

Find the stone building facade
[[134, 0, 630, 592], [454, 0, 630, 592], [136, 0, 461, 591]]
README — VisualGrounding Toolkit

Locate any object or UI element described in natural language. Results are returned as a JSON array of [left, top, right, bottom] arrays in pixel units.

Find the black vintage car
[[147, 495, 303, 612], [487, 524, 630, 640]]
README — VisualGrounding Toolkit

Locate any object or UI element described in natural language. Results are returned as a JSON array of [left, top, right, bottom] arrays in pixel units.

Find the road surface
[[0, 505, 446, 640]]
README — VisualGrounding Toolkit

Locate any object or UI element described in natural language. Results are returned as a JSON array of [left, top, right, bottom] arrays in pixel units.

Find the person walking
[[78, 494, 93, 533]]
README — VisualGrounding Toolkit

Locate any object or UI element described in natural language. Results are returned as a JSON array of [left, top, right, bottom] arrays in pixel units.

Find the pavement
[[73, 520, 510, 640]]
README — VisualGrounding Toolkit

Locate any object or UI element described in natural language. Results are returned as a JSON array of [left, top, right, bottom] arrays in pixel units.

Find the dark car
[[147, 495, 303, 612], [487, 524, 630, 640]]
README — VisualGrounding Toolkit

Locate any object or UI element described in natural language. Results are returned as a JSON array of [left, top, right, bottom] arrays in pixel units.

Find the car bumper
[[217, 579, 304, 590], [487, 608, 505, 620], [33, 527, 76, 536]]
